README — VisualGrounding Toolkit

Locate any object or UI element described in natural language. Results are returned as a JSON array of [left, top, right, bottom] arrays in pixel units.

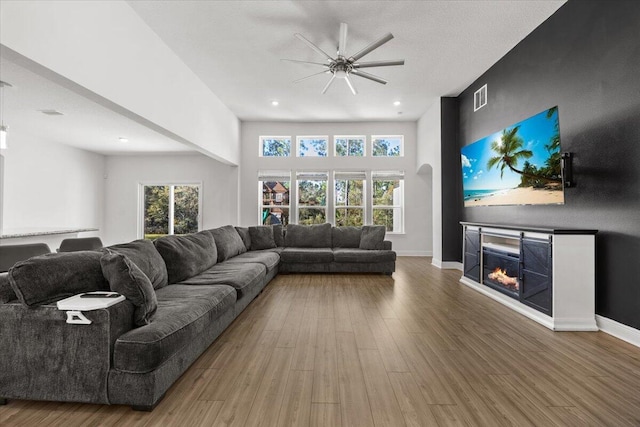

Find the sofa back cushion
[[208, 225, 246, 262], [104, 239, 168, 290], [331, 226, 362, 248], [0, 272, 16, 303], [101, 251, 158, 326], [8, 251, 109, 306], [249, 226, 277, 250], [284, 223, 332, 248], [235, 227, 252, 251], [359, 225, 386, 250], [154, 231, 217, 284], [273, 224, 285, 247]]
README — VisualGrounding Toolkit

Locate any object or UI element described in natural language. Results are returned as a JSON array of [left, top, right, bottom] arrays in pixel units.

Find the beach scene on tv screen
[[461, 106, 564, 207]]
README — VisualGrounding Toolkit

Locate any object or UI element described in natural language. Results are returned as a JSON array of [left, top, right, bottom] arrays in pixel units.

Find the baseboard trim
[[432, 259, 462, 270], [396, 251, 432, 257], [596, 315, 640, 348]]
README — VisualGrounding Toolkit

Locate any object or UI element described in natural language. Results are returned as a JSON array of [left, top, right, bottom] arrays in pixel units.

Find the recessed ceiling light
[[118, 137, 129, 143], [271, 100, 279, 106], [393, 101, 401, 106]]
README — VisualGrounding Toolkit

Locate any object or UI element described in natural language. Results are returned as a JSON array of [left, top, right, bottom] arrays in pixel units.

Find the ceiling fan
[[282, 23, 404, 95]]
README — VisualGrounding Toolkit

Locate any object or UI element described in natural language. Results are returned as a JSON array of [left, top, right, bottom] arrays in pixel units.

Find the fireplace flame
[[488, 267, 519, 290]]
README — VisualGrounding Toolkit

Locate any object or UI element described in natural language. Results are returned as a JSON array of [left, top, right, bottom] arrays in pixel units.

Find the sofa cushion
[[100, 251, 158, 326], [153, 231, 217, 284], [281, 247, 334, 264], [8, 251, 109, 306], [273, 224, 285, 247], [104, 239, 168, 290], [249, 226, 277, 250], [284, 223, 332, 248], [0, 272, 16, 303], [332, 226, 362, 248], [359, 225, 386, 250], [112, 284, 236, 373], [208, 225, 246, 262], [177, 262, 266, 299], [224, 250, 280, 272], [235, 227, 252, 251], [333, 249, 397, 264]]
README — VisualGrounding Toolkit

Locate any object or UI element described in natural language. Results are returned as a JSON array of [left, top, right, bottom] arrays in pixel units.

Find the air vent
[[38, 109, 64, 116], [474, 84, 487, 111]]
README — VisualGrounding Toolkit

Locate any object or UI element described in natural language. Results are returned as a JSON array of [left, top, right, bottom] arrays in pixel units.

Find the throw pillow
[[8, 251, 109, 306], [101, 251, 157, 326], [249, 226, 277, 250], [273, 224, 285, 247], [235, 227, 252, 251], [359, 225, 386, 250], [0, 273, 17, 303], [103, 239, 168, 290]]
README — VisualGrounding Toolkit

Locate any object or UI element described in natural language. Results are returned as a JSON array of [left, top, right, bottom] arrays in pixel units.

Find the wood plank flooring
[[2, 257, 640, 426]]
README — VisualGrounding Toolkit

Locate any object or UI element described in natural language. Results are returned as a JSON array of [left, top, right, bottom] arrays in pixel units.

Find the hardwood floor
[[2, 257, 640, 426]]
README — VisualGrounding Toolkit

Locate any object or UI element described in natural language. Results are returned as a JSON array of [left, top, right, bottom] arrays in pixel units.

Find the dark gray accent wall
[[454, 1, 640, 329], [441, 97, 462, 262]]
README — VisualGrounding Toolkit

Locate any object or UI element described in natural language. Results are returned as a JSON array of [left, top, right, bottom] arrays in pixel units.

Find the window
[[372, 171, 404, 233], [259, 171, 290, 226], [297, 171, 328, 224], [372, 136, 403, 157], [335, 136, 365, 157], [297, 136, 328, 157], [141, 184, 201, 239], [334, 171, 365, 227], [260, 136, 291, 157]]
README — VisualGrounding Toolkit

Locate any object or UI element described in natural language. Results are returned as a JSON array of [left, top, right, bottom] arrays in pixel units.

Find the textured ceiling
[[128, 0, 566, 121]]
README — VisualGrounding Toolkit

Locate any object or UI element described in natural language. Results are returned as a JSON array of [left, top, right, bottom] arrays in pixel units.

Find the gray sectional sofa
[[0, 223, 395, 410]]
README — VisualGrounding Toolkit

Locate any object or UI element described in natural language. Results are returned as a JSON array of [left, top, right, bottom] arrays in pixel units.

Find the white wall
[[104, 154, 238, 246], [417, 101, 442, 264], [0, 134, 105, 248], [240, 121, 432, 255], [0, 0, 240, 165]]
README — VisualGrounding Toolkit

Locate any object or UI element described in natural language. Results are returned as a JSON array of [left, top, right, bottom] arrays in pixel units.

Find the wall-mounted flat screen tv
[[461, 106, 564, 207]]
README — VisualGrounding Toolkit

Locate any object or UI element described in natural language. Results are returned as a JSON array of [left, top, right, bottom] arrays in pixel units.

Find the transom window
[[334, 171, 365, 227], [141, 184, 201, 239], [260, 136, 291, 157], [297, 136, 328, 157], [372, 171, 404, 233], [259, 171, 290, 226], [297, 171, 328, 224], [372, 136, 403, 157], [335, 136, 365, 157]]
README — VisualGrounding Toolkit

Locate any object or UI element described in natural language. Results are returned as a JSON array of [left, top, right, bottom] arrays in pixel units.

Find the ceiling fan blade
[[348, 32, 394, 62], [344, 75, 357, 95], [322, 74, 337, 94], [294, 33, 334, 62], [282, 59, 330, 67], [338, 23, 348, 57], [353, 59, 405, 68], [351, 69, 388, 85], [293, 70, 330, 83]]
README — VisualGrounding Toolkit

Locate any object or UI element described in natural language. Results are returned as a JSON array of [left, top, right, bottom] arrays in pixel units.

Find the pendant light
[[0, 81, 12, 150]]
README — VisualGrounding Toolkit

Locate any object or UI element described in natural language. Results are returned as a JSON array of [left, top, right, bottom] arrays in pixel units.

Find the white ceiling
[[0, 55, 193, 155], [128, 0, 565, 122]]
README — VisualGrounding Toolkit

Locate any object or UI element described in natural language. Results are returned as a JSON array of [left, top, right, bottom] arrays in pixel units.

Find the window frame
[[258, 171, 291, 226], [334, 135, 366, 157], [371, 171, 404, 234], [296, 136, 329, 157], [138, 181, 203, 239], [259, 136, 292, 157], [334, 171, 366, 227], [371, 135, 404, 157], [296, 171, 329, 225]]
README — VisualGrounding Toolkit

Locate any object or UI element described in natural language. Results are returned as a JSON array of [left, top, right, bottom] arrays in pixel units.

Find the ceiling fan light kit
[[283, 23, 404, 95]]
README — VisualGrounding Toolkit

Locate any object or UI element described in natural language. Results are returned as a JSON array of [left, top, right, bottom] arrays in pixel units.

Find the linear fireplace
[[482, 244, 520, 298]]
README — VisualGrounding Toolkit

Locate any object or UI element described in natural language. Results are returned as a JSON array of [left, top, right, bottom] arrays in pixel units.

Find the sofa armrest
[[0, 299, 135, 404], [383, 240, 393, 250]]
